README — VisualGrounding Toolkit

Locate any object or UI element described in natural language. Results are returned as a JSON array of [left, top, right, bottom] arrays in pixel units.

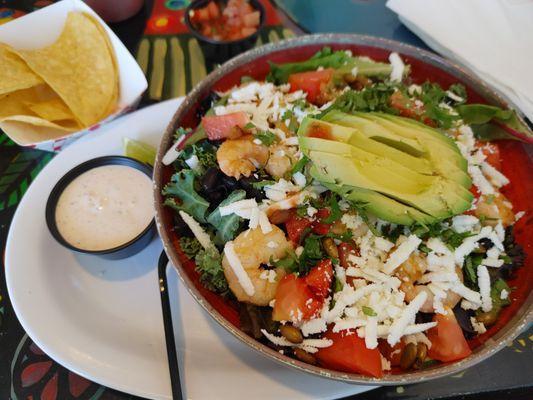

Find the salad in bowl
[[156, 36, 531, 381]]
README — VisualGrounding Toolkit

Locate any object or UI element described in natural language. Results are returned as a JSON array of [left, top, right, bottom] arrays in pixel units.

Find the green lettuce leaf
[[207, 190, 246, 244], [195, 247, 228, 295], [163, 169, 209, 222], [456, 104, 533, 142]]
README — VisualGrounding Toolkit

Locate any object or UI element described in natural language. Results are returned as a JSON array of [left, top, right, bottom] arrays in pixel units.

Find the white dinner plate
[[5, 99, 376, 399]]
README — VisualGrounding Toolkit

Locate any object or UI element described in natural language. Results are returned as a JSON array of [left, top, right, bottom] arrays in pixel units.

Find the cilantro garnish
[[254, 130, 279, 146], [291, 155, 309, 174], [362, 306, 377, 317]]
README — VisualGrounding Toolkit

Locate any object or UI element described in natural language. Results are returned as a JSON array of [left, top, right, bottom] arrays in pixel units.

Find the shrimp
[[222, 225, 292, 306], [265, 144, 297, 179], [475, 192, 515, 227], [396, 253, 462, 312], [217, 135, 269, 179]]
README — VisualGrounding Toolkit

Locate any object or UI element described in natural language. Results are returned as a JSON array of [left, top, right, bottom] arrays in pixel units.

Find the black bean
[[478, 238, 494, 251], [453, 305, 476, 338], [238, 176, 266, 201], [200, 167, 221, 193], [196, 91, 221, 119], [415, 312, 433, 324], [173, 214, 193, 237]]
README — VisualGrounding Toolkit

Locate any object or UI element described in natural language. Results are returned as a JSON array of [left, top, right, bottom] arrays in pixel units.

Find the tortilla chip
[[0, 84, 79, 123], [0, 43, 44, 96], [0, 115, 78, 145], [11, 12, 117, 127]]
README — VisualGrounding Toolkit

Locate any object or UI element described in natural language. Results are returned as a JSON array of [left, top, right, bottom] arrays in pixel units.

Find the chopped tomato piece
[[272, 274, 322, 322], [288, 69, 334, 104], [201, 112, 249, 140], [243, 10, 260, 27], [206, 1, 220, 19], [378, 339, 405, 367], [305, 259, 333, 297], [316, 330, 383, 377], [338, 242, 359, 269], [479, 142, 501, 170], [427, 309, 472, 362], [285, 215, 312, 244], [389, 91, 436, 127], [312, 208, 332, 235]]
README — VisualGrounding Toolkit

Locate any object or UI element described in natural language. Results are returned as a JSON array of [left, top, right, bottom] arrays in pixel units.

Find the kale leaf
[[163, 169, 210, 222], [179, 237, 202, 259], [195, 247, 229, 295], [206, 189, 247, 244]]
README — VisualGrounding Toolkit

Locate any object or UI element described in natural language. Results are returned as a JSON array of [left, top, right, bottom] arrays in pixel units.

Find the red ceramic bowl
[[154, 34, 533, 385]]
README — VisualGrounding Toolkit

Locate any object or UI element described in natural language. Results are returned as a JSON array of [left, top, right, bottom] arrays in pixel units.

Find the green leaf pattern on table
[[136, 26, 294, 102], [0, 135, 54, 211]]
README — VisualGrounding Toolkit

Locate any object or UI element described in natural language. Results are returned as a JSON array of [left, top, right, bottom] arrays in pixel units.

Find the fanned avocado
[[358, 112, 468, 170], [299, 118, 434, 175], [308, 151, 470, 219], [311, 166, 436, 225], [322, 110, 426, 157], [298, 114, 472, 225], [318, 112, 471, 188]]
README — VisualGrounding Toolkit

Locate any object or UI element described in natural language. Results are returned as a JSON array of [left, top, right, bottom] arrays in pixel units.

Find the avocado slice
[[321, 110, 426, 157], [311, 167, 440, 226], [361, 113, 467, 170], [298, 113, 472, 225], [300, 137, 436, 193], [320, 111, 471, 187], [299, 118, 434, 175], [308, 151, 467, 219]]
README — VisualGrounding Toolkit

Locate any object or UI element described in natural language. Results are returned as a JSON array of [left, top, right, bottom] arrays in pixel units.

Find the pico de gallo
[[189, 0, 261, 42], [161, 47, 528, 377]]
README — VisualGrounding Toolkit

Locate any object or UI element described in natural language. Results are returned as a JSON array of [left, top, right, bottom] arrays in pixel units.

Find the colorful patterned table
[[0, 1, 531, 399]]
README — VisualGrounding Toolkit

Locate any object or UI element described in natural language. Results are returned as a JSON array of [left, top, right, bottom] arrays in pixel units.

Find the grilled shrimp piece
[[475, 192, 515, 227], [222, 225, 291, 306], [396, 253, 462, 312], [265, 144, 297, 179], [217, 135, 269, 179]]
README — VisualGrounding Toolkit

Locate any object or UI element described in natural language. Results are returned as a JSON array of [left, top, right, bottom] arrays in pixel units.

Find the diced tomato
[[192, 6, 211, 23], [389, 91, 436, 127], [305, 259, 333, 297], [272, 274, 322, 322], [312, 208, 332, 235], [316, 330, 383, 377], [285, 215, 313, 244], [201, 112, 249, 140], [378, 339, 405, 367], [338, 242, 359, 269], [479, 142, 501, 170], [206, 1, 220, 19], [288, 69, 334, 104], [241, 27, 256, 37], [427, 309, 472, 363], [243, 10, 260, 27]]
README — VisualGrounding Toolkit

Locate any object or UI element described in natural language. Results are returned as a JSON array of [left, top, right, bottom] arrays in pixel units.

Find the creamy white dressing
[[55, 165, 153, 251]]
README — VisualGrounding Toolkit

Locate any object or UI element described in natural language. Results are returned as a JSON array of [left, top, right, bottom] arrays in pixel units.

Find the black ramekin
[[184, 0, 265, 66], [45, 156, 156, 260]]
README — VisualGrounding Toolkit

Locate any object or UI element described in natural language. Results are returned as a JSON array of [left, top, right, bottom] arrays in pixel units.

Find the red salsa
[[189, 0, 261, 42]]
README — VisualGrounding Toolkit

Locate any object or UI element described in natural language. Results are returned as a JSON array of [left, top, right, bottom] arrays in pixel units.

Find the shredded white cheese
[[477, 265, 493, 312], [224, 241, 255, 296], [383, 235, 422, 274], [387, 291, 427, 346], [389, 52, 405, 82], [178, 211, 214, 251]]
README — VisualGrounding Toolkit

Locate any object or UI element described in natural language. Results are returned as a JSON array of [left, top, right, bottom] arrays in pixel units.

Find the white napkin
[[386, 0, 533, 122]]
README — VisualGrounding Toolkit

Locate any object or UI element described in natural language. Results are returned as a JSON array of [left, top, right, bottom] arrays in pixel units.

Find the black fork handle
[[158, 250, 184, 400]]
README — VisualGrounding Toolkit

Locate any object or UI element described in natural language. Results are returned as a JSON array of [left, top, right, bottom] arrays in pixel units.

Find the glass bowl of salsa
[[185, 0, 265, 65]]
